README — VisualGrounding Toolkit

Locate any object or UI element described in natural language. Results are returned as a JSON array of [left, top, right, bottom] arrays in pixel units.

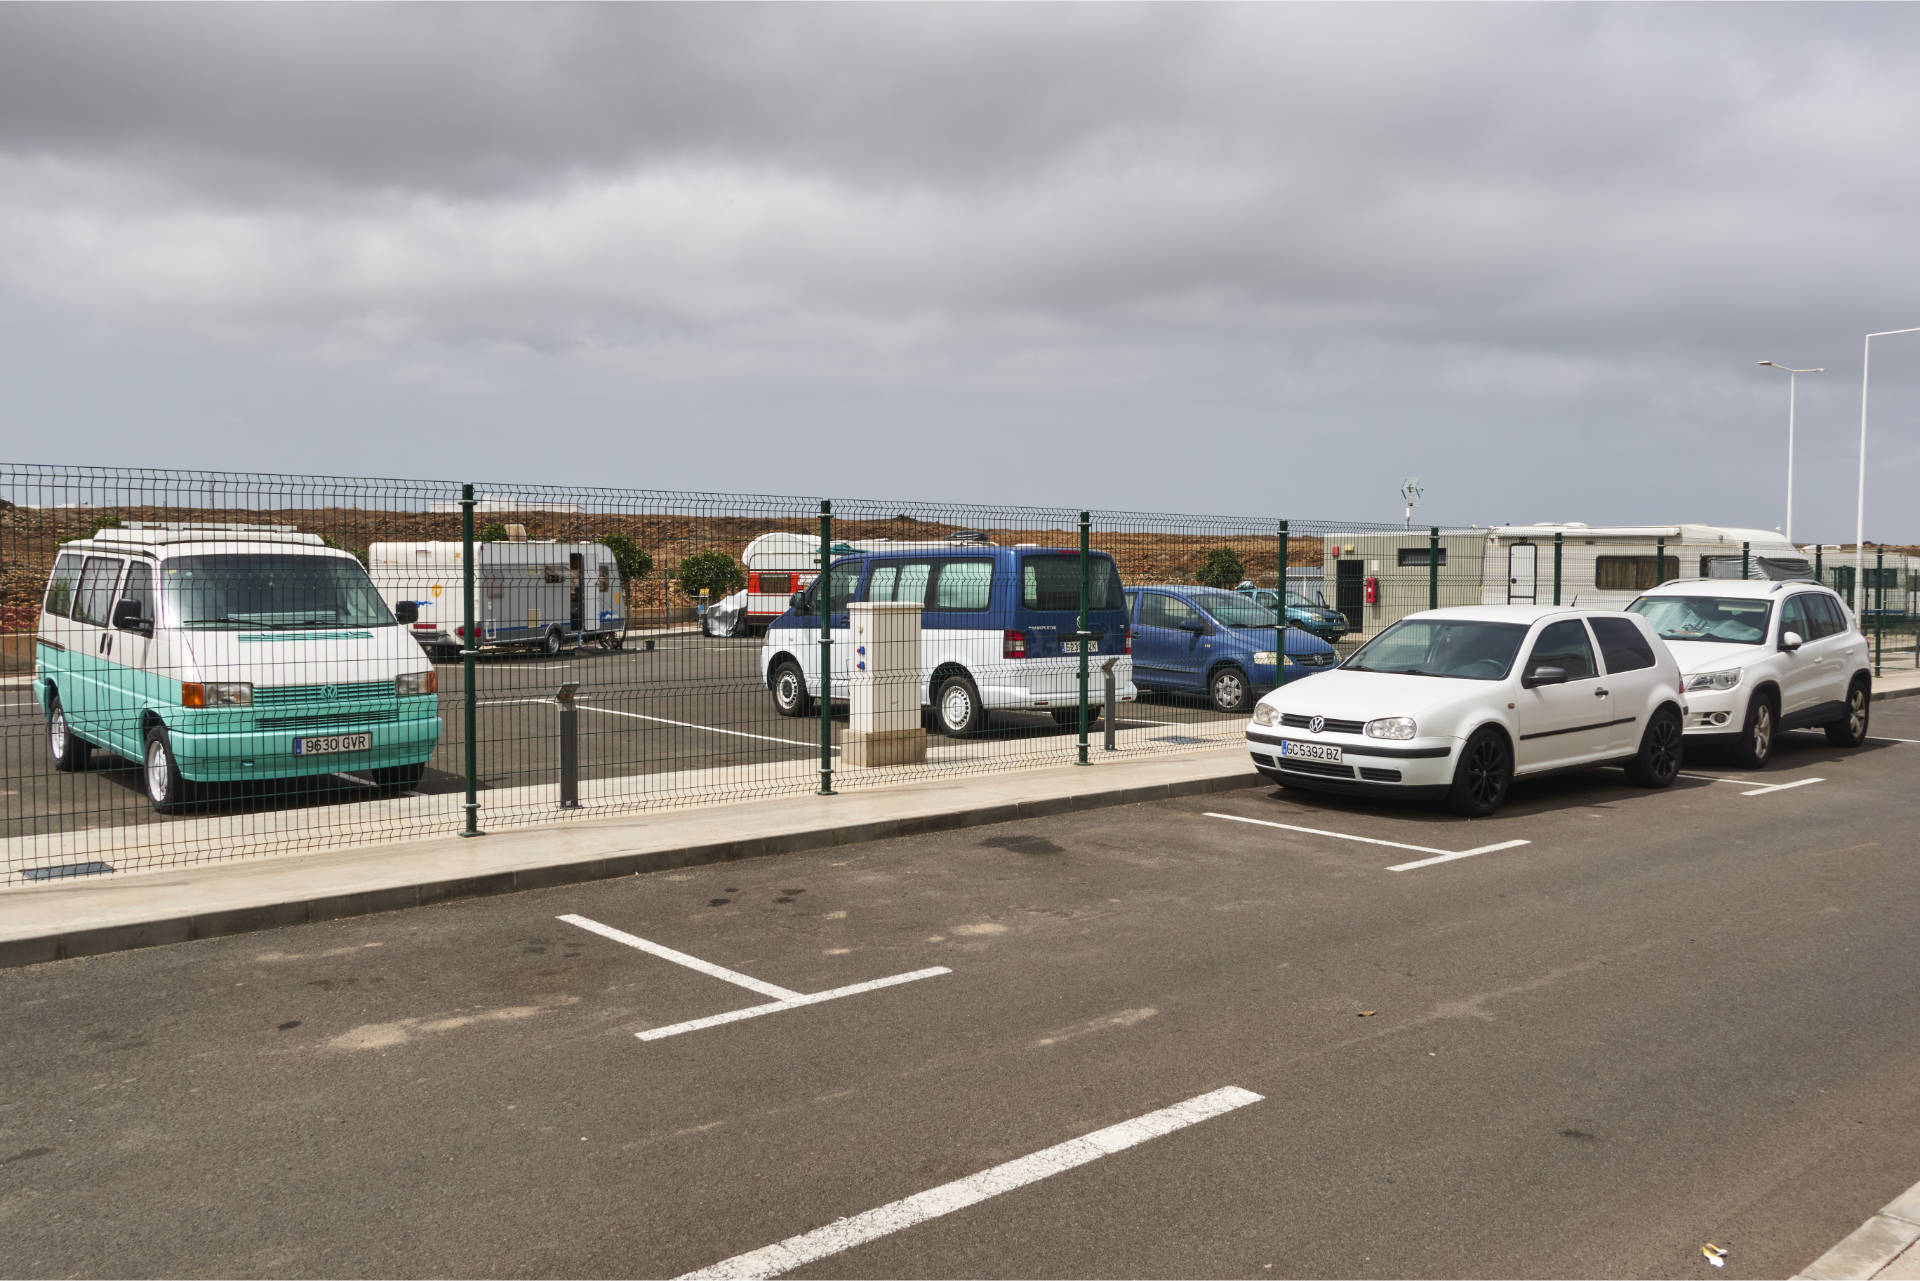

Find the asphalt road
[[2, 633, 1244, 840], [3, 700, 1918, 1278]]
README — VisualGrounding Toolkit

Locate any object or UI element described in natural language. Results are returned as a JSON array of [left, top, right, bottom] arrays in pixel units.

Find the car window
[[1588, 615, 1656, 673], [72, 556, 125, 627], [1140, 594, 1198, 628], [1528, 619, 1598, 681], [826, 561, 861, 612], [1627, 595, 1773, 645], [117, 562, 155, 628], [867, 561, 932, 606], [1780, 595, 1815, 642], [1021, 554, 1122, 612], [44, 553, 82, 619], [1813, 594, 1850, 638], [931, 559, 992, 611]]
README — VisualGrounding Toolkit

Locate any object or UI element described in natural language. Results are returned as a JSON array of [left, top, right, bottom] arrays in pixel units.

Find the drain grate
[[22, 861, 115, 882]]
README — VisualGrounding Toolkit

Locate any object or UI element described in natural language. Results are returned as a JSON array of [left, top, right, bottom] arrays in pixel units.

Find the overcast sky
[[2, 3, 1917, 538]]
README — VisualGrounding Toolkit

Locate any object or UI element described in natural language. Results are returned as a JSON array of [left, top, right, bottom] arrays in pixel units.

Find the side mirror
[[1178, 617, 1208, 633], [1315, 593, 1328, 608], [789, 590, 810, 613], [1780, 630, 1804, 652], [395, 600, 420, 624], [1522, 664, 1568, 689], [111, 599, 152, 635]]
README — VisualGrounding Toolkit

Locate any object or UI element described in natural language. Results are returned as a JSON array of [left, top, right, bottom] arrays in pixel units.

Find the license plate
[[1278, 739, 1342, 764], [294, 733, 372, 756], [1062, 640, 1098, 654]]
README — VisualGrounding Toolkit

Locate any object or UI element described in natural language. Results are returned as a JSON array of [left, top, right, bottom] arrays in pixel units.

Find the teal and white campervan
[[34, 524, 442, 812]]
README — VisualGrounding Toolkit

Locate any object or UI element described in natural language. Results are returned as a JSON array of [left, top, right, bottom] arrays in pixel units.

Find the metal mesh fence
[[22, 463, 1770, 886]]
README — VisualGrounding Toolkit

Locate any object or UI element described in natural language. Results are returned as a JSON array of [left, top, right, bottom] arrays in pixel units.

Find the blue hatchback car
[[1125, 584, 1339, 712]]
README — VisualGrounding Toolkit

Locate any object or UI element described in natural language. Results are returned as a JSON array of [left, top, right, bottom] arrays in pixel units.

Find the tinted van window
[[1588, 616, 1656, 672], [1021, 555, 1122, 611], [44, 553, 81, 618], [932, 559, 992, 611], [73, 556, 124, 627], [867, 561, 932, 605]]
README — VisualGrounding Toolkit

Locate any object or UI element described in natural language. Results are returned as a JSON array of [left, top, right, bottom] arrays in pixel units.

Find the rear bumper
[[170, 715, 442, 782]]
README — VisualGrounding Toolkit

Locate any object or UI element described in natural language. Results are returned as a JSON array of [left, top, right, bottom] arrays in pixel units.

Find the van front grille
[[254, 680, 393, 708], [257, 709, 399, 730]]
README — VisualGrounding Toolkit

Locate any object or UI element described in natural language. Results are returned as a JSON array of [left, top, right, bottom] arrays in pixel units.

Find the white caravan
[[1480, 525, 1810, 610], [368, 540, 624, 656]]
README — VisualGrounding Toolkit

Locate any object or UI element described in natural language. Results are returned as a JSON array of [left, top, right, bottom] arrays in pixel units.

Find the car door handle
[[1594, 687, 1609, 697]]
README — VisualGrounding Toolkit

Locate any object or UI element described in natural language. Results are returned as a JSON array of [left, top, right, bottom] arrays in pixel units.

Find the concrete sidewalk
[[1797, 1179, 1920, 1280], [0, 746, 1261, 967]]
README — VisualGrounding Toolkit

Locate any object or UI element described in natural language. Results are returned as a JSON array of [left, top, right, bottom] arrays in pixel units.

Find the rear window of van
[[1022, 555, 1122, 612], [44, 553, 81, 618]]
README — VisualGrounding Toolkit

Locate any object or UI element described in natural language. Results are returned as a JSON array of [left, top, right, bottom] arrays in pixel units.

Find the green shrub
[[1195, 547, 1247, 589], [478, 523, 508, 543], [600, 533, 655, 586], [677, 549, 746, 599]]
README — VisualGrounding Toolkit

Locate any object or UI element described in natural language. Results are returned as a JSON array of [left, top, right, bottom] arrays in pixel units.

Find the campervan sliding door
[[1507, 543, 1538, 604]]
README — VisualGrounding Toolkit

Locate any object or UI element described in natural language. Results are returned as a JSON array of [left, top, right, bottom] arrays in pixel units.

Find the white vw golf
[[1245, 606, 1686, 816]]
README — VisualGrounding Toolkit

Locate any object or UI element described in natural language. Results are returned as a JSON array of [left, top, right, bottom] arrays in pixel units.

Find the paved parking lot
[[2, 633, 1244, 846], [3, 700, 1917, 1277]]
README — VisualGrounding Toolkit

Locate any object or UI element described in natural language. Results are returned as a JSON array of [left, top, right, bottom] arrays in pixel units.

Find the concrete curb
[[0, 766, 1264, 970], [1794, 1179, 1920, 1280]]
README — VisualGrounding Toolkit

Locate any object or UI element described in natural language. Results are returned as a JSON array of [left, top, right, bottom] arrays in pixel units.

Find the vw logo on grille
[[1308, 715, 1326, 734], [322, 685, 339, 701]]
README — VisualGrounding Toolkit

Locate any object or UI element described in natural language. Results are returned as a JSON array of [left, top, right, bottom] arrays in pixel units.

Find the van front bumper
[[168, 713, 443, 782], [1245, 726, 1458, 795]]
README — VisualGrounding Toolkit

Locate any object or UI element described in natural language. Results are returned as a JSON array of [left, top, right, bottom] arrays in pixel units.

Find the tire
[[1733, 692, 1776, 768], [1825, 678, 1871, 747], [544, 626, 564, 657], [48, 693, 91, 772], [604, 633, 625, 651], [371, 762, 427, 793], [933, 673, 985, 736], [1625, 705, 1684, 788], [143, 724, 191, 814], [1208, 666, 1253, 714], [1447, 727, 1512, 817], [770, 659, 812, 718]]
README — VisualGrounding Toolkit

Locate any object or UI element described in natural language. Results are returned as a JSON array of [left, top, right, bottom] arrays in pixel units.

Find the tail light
[[1003, 629, 1027, 658], [1124, 629, 1132, 655]]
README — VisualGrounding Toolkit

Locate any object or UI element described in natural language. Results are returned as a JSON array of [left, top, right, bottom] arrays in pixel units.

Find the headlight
[[397, 671, 437, 697], [1252, 704, 1280, 726], [1365, 716, 1417, 740], [1685, 669, 1741, 692], [1252, 651, 1278, 667], [182, 681, 252, 708]]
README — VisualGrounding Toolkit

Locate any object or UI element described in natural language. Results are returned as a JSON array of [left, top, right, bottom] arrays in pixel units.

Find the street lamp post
[[1757, 361, 1821, 545], [1856, 328, 1920, 619]]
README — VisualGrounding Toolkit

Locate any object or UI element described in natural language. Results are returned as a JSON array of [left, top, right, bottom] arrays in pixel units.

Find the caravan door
[[1507, 543, 1538, 604]]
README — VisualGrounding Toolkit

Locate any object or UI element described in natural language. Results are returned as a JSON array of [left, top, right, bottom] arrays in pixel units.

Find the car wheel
[[143, 724, 191, 814], [1446, 727, 1511, 817], [1825, 678, 1871, 747], [544, 626, 564, 657], [1625, 705, 1684, 788], [1208, 666, 1253, 713], [934, 673, 985, 736], [371, 762, 427, 793], [1733, 692, 1775, 768], [48, 693, 91, 772], [770, 660, 812, 718]]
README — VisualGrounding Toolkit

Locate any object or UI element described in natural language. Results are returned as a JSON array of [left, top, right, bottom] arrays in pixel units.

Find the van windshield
[[1190, 589, 1283, 628], [162, 555, 396, 629]]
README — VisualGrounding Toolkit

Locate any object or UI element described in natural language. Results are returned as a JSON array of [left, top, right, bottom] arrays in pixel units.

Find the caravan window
[[597, 565, 611, 594], [1596, 556, 1680, 592]]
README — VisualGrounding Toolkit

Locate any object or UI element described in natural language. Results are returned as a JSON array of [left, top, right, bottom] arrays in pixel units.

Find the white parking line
[[1203, 811, 1530, 871], [1867, 735, 1920, 745], [676, 1086, 1263, 1280], [557, 914, 950, 1041], [1741, 777, 1824, 797]]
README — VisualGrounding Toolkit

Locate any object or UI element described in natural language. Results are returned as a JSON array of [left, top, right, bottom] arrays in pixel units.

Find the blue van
[[1125, 584, 1338, 712], [760, 545, 1138, 735]]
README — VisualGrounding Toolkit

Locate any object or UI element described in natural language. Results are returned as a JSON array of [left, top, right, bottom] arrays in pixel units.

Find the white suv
[[1627, 579, 1871, 767]]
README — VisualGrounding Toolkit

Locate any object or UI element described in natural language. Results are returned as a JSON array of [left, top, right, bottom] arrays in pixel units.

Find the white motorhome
[[368, 540, 624, 657], [1480, 524, 1811, 609]]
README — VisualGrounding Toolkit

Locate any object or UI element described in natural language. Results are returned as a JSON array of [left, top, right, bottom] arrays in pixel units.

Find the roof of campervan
[[1486, 523, 1792, 546], [70, 522, 333, 558]]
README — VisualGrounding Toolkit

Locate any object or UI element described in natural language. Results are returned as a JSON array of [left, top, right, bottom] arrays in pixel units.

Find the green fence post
[[818, 499, 835, 795], [1875, 547, 1884, 677], [1428, 525, 1440, 610], [460, 483, 482, 837], [1656, 537, 1666, 588], [1742, 541, 1751, 579], [1552, 532, 1563, 606], [1815, 544, 1823, 586], [1276, 520, 1289, 690], [1077, 511, 1091, 767]]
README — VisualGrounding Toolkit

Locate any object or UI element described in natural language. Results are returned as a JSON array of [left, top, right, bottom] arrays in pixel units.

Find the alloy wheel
[[1753, 703, 1772, 760], [1466, 737, 1507, 807], [1849, 688, 1867, 737], [1648, 717, 1681, 781], [146, 740, 171, 804]]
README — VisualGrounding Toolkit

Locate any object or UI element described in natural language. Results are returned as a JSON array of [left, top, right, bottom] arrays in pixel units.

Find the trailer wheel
[[544, 626, 564, 657]]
